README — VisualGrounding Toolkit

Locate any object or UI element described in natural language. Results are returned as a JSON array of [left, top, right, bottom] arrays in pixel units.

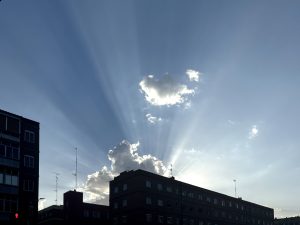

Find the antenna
[[74, 147, 78, 190], [170, 164, 173, 177], [233, 179, 237, 198], [54, 172, 60, 205]]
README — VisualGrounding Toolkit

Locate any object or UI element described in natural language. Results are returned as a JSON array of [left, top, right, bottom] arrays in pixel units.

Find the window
[[113, 217, 118, 225], [24, 155, 34, 168], [167, 186, 172, 192], [11, 176, 18, 186], [198, 194, 203, 200], [146, 197, 152, 205], [12, 147, 19, 160], [146, 180, 151, 188], [0, 173, 3, 184], [183, 218, 188, 225], [6, 117, 19, 134], [0, 114, 5, 130], [0, 144, 5, 156], [188, 192, 194, 198], [221, 200, 225, 206], [114, 186, 119, 193], [206, 196, 211, 203], [121, 215, 127, 223], [0, 199, 3, 212], [6, 146, 12, 158], [24, 130, 35, 143], [84, 209, 90, 217], [114, 202, 118, 209], [167, 216, 173, 224], [23, 180, 34, 191], [122, 199, 127, 207], [157, 183, 162, 191], [123, 183, 127, 191], [5, 175, 12, 185], [145, 214, 152, 223], [158, 199, 163, 207], [93, 211, 100, 218], [158, 215, 164, 224], [214, 198, 218, 204], [0, 174, 19, 186]]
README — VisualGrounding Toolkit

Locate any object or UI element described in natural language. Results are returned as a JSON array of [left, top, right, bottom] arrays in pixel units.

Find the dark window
[[11, 200, 17, 211], [0, 199, 4, 211], [24, 130, 35, 143], [6, 117, 19, 134], [145, 214, 152, 223], [122, 215, 127, 223], [12, 147, 19, 160], [6, 146, 12, 158], [0, 114, 5, 130], [157, 183, 163, 191], [23, 179, 34, 191], [146, 180, 151, 188], [122, 199, 127, 207], [0, 144, 5, 156], [24, 155, 34, 168]]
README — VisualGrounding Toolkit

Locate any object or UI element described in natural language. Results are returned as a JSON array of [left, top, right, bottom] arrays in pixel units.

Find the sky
[[0, 0, 300, 218]]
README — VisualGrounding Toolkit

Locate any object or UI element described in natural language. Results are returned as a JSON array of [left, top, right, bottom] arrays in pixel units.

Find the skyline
[[1, 0, 300, 218]]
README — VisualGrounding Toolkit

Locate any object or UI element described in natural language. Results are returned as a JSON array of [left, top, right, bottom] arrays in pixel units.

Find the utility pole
[[54, 173, 60, 205], [74, 147, 78, 190], [233, 179, 237, 198]]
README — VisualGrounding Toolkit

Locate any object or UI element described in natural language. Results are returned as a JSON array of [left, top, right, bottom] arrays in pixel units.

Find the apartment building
[[110, 169, 274, 225], [0, 109, 39, 225]]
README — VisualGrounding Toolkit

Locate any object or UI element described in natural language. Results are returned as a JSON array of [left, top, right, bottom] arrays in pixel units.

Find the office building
[[0, 109, 40, 225], [110, 169, 274, 225], [38, 190, 110, 225]]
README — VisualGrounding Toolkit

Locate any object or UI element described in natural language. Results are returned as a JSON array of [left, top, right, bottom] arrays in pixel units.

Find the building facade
[[38, 190, 110, 225], [0, 109, 39, 225], [274, 216, 300, 225], [110, 169, 274, 225]]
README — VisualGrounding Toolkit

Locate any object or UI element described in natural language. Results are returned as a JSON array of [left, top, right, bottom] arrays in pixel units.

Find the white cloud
[[139, 74, 195, 106], [81, 140, 169, 204], [248, 125, 259, 139], [146, 113, 162, 124], [186, 69, 201, 82]]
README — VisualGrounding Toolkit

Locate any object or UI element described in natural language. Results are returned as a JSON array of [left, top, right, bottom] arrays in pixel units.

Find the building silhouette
[[38, 190, 110, 225], [0, 109, 39, 225], [110, 169, 274, 225], [274, 216, 300, 225]]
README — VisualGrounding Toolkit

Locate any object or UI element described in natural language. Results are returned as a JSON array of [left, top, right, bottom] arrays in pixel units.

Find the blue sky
[[1, 0, 300, 218]]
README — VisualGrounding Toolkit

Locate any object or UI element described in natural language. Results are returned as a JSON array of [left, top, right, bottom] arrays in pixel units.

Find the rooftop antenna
[[170, 164, 173, 177], [54, 172, 60, 205], [233, 179, 237, 198], [74, 147, 78, 190]]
